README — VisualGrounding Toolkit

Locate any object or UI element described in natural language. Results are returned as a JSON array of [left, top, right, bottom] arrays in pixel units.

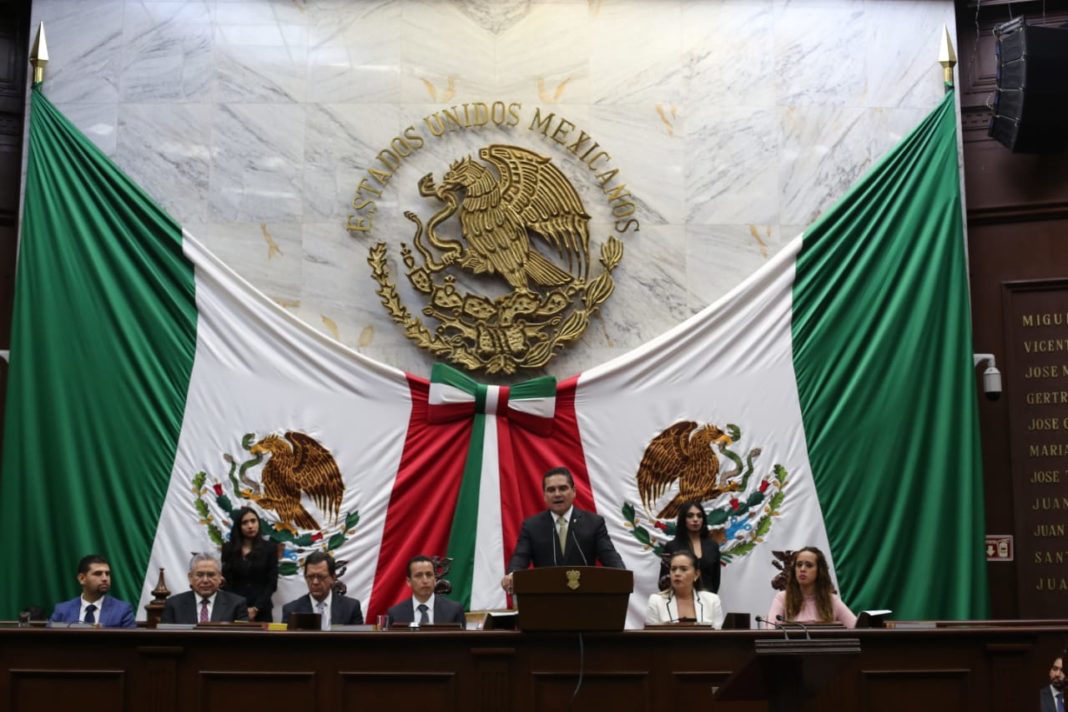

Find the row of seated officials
[[45, 469, 857, 630]]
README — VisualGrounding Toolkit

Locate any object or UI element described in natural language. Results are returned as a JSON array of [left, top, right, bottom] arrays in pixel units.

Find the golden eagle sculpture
[[636, 421, 734, 519], [436, 144, 590, 290], [245, 432, 343, 534]]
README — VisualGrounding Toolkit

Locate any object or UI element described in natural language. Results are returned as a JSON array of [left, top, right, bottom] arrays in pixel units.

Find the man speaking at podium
[[500, 467, 625, 595]]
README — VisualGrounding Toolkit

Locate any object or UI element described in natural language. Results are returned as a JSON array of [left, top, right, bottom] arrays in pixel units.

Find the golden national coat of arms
[[368, 143, 623, 374]]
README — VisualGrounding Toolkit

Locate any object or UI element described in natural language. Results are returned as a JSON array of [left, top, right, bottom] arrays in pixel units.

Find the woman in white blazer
[[645, 550, 725, 628]]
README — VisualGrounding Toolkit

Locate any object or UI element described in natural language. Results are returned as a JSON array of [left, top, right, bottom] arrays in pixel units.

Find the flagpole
[[939, 24, 957, 92], [29, 22, 48, 86]]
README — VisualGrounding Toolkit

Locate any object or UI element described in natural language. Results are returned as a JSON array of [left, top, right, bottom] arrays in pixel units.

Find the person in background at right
[[1040, 652, 1065, 712], [766, 546, 856, 628]]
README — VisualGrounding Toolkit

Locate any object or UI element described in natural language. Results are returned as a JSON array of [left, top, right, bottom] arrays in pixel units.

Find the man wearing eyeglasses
[[281, 551, 363, 630], [161, 553, 249, 624]]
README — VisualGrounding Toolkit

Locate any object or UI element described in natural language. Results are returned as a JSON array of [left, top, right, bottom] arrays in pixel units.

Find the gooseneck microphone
[[777, 614, 812, 640], [754, 615, 781, 629], [570, 512, 589, 566]]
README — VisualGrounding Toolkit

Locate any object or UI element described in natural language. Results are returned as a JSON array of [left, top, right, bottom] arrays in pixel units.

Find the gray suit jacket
[[161, 590, 249, 624], [281, 592, 363, 625], [508, 508, 625, 571], [386, 596, 465, 626]]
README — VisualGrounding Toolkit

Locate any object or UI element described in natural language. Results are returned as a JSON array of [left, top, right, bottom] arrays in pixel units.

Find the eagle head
[[249, 434, 287, 457], [695, 424, 731, 448], [442, 157, 479, 188]]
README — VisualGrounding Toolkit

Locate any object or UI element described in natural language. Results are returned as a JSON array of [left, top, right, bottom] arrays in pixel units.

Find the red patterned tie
[[199, 599, 209, 623]]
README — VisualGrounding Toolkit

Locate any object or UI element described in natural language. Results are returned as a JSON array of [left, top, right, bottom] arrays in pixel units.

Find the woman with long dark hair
[[659, 502, 721, 593], [645, 550, 725, 627], [221, 507, 278, 622], [766, 546, 855, 627]]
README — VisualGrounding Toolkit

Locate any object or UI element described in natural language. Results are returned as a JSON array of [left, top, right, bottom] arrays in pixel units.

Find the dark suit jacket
[[161, 590, 249, 624], [281, 592, 363, 625], [49, 596, 136, 628], [659, 538, 721, 593], [386, 596, 466, 626], [507, 507, 625, 571], [1040, 686, 1062, 712]]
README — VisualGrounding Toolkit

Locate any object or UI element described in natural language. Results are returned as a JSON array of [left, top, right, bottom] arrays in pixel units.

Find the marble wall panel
[[25, 0, 957, 380]]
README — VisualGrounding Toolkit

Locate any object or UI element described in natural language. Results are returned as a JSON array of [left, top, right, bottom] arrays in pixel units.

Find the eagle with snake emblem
[[414, 144, 591, 289], [242, 432, 344, 535], [636, 421, 737, 520]]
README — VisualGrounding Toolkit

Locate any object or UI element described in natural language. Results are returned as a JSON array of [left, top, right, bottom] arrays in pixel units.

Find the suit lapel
[[329, 593, 340, 624]]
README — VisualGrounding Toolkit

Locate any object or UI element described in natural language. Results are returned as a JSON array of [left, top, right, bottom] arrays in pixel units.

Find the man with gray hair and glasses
[[161, 553, 249, 624]]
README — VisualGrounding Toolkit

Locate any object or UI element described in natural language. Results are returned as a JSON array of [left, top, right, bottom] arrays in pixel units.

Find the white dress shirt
[[313, 595, 331, 630], [79, 595, 106, 623], [412, 594, 435, 624]]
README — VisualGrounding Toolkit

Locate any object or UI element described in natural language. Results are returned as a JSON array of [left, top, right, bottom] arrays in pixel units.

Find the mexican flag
[[0, 85, 987, 627]]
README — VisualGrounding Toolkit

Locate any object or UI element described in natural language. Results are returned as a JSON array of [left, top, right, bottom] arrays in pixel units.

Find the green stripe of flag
[[444, 408, 485, 610], [509, 375, 556, 400], [0, 87, 198, 617], [792, 90, 988, 619]]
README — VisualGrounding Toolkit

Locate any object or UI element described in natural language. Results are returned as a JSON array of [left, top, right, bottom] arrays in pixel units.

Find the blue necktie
[[1056, 692, 1063, 712], [83, 603, 96, 624], [418, 603, 429, 624]]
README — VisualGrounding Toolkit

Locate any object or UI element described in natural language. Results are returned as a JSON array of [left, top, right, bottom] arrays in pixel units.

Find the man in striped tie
[[49, 555, 136, 628]]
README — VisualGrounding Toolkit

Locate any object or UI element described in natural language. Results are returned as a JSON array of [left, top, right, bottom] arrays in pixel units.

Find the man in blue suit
[[50, 554, 136, 628]]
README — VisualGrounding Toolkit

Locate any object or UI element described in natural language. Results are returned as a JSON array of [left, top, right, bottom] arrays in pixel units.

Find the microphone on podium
[[777, 614, 812, 640]]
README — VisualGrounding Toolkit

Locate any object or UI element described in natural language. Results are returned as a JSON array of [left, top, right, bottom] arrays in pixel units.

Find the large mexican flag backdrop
[[0, 85, 987, 626]]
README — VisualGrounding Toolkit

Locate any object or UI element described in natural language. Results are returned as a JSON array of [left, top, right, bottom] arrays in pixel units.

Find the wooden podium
[[512, 566, 633, 632], [715, 636, 861, 712]]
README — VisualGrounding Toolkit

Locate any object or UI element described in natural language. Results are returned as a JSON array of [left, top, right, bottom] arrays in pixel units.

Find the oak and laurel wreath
[[622, 425, 789, 564], [367, 235, 624, 374], [190, 433, 360, 577]]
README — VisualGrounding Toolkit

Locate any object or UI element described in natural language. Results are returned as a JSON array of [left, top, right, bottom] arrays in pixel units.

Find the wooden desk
[[1, 624, 1063, 712]]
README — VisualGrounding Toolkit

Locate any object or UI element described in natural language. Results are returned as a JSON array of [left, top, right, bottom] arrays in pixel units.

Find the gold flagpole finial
[[938, 24, 957, 87], [29, 22, 49, 86]]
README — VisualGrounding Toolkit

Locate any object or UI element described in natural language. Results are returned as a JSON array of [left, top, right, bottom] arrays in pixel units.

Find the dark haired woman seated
[[645, 550, 725, 627]]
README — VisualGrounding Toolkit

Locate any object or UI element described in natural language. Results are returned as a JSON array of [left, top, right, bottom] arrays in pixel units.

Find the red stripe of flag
[[366, 374, 471, 618]]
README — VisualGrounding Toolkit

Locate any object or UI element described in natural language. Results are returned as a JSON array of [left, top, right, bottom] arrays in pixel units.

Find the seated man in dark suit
[[161, 553, 249, 624], [501, 466, 626, 595], [387, 555, 466, 627], [281, 551, 362, 630], [50, 554, 136, 628], [1041, 652, 1065, 712]]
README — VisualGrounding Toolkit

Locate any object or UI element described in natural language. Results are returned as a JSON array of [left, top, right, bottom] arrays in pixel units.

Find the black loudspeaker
[[988, 17, 1068, 153]]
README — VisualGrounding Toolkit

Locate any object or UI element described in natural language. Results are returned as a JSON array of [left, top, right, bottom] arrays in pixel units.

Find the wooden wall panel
[[955, 0, 1068, 618], [9, 668, 125, 712], [1, 627, 1065, 712], [198, 671, 316, 712], [860, 669, 969, 712], [339, 672, 456, 712], [531, 671, 649, 711]]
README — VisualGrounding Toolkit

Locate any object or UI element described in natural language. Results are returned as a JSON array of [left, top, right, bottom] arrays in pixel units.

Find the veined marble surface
[[27, 0, 956, 380]]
